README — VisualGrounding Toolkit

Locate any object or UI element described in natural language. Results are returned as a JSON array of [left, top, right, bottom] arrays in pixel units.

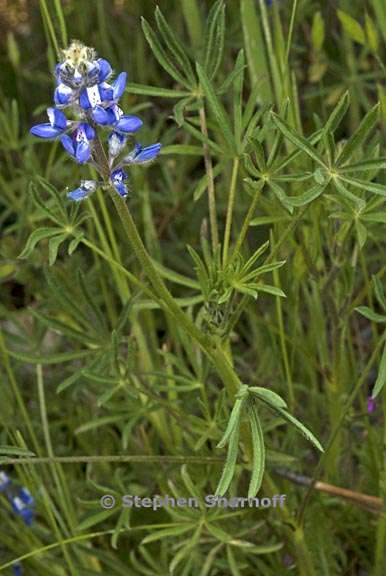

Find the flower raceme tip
[[30, 40, 161, 201]]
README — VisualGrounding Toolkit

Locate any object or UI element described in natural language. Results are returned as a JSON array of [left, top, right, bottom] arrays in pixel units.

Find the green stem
[[223, 157, 240, 265], [231, 181, 264, 261], [93, 136, 241, 399], [199, 105, 219, 252], [0, 455, 224, 466]]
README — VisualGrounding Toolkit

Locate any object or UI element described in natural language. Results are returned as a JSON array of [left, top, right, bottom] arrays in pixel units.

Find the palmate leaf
[[19, 227, 63, 259]]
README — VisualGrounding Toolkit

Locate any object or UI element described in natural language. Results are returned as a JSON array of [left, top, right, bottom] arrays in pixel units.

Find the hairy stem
[[199, 105, 219, 252]]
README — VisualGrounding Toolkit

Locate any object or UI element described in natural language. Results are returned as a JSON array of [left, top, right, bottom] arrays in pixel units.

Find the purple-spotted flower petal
[[67, 180, 97, 202], [110, 168, 128, 197]]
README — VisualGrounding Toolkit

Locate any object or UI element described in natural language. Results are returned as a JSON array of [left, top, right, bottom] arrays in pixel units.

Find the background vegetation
[[1, 0, 386, 574]]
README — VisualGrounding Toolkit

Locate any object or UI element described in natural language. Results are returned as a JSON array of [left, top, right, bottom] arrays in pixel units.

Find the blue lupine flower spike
[[30, 40, 162, 201], [0, 469, 35, 575]]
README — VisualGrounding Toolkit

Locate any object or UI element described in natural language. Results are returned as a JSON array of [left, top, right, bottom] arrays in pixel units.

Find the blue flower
[[79, 72, 127, 109], [30, 107, 68, 139], [110, 168, 129, 197], [11, 488, 35, 526], [55, 43, 111, 89], [54, 83, 76, 106], [60, 123, 95, 164], [67, 180, 97, 201], [30, 41, 161, 201], [92, 103, 143, 134], [12, 564, 22, 576], [108, 131, 127, 159], [123, 142, 162, 165], [0, 469, 35, 528], [0, 471, 11, 492]]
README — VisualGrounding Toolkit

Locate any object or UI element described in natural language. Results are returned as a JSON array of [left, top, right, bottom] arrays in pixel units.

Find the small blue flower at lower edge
[[0, 469, 35, 575], [110, 168, 129, 197], [30, 107, 68, 138], [12, 563, 22, 576], [60, 123, 95, 164], [67, 180, 98, 201], [122, 142, 162, 165]]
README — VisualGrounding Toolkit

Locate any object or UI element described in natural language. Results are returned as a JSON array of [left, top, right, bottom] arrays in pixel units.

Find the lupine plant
[[1, 1, 386, 575]]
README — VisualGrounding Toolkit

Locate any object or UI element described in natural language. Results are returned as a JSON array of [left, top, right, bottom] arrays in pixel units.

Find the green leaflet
[[271, 113, 327, 168], [215, 421, 240, 496], [196, 62, 236, 152], [217, 396, 246, 449], [247, 403, 265, 498], [141, 524, 194, 544], [355, 306, 386, 323], [141, 17, 189, 88], [372, 343, 386, 399], [275, 407, 324, 453], [336, 104, 380, 166], [373, 275, 386, 311], [249, 387, 288, 409], [155, 7, 196, 87], [126, 83, 191, 98], [203, 0, 225, 80]]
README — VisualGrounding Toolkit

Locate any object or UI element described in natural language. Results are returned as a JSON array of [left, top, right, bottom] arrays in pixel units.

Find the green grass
[[0, 1, 386, 574]]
